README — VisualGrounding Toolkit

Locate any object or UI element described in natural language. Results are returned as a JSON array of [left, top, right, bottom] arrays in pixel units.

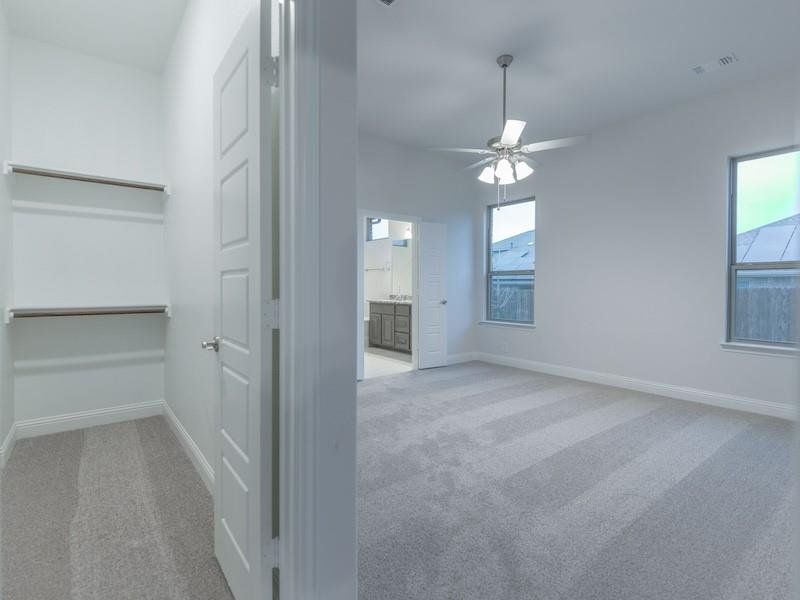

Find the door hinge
[[264, 299, 280, 329], [266, 56, 279, 88], [271, 536, 280, 569]]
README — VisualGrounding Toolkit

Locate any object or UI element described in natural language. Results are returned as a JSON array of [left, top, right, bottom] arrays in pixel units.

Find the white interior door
[[418, 222, 447, 369], [212, 7, 272, 600]]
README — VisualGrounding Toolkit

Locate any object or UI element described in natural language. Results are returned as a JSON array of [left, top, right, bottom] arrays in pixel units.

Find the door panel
[[381, 314, 394, 346], [419, 222, 447, 368], [213, 7, 272, 600], [369, 313, 381, 346]]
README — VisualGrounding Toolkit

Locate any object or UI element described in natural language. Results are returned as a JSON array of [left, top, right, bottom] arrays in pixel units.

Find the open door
[[418, 222, 447, 369], [211, 6, 273, 600]]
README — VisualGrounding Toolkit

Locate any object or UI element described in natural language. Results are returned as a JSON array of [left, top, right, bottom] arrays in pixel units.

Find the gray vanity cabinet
[[368, 301, 411, 354], [369, 313, 382, 346]]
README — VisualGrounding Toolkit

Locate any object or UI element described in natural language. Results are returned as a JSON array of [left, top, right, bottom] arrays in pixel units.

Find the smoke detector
[[692, 53, 739, 75]]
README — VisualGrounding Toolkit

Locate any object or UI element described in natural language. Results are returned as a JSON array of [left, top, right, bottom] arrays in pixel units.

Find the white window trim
[[485, 196, 536, 325], [479, 320, 536, 330], [726, 145, 800, 350], [720, 341, 799, 358]]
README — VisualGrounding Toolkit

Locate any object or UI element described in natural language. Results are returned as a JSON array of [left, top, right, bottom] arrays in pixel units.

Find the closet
[[2, 29, 171, 439], [0, 1, 277, 599]]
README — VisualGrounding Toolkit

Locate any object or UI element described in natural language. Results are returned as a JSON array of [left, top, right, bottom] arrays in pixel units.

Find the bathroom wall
[[363, 218, 413, 317]]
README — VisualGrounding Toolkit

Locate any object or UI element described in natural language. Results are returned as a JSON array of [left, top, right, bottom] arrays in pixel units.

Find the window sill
[[720, 341, 799, 358], [479, 320, 536, 330]]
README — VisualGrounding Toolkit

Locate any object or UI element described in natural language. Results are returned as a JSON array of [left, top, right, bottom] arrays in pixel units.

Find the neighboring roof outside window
[[737, 213, 800, 262], [489, 212, 800, 271], [491, 230, 535, 271]]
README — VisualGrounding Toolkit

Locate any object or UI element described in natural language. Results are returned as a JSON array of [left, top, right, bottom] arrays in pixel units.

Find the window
[[729, 147, 799, 346], [487, 198, 535, 323], [366, 218, 389, 241]]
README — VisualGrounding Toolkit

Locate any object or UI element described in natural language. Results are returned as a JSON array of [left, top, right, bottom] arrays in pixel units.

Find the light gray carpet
[[1, 416, 233, 600], [357, 361, 794, 600]]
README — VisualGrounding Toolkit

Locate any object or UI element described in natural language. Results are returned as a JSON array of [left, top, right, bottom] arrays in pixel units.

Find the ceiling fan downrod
[[497, 54, 513, 129]]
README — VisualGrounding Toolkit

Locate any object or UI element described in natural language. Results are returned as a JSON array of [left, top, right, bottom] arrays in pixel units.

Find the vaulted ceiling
[[359, 0, 799, 149]]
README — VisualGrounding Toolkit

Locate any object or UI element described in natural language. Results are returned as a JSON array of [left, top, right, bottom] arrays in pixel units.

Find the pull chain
[[496, 182, 508, 211]]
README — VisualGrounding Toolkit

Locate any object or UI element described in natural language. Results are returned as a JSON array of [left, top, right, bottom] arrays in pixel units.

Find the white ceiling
[[359, 0, 800, 150], [3, 0, 189, 72]]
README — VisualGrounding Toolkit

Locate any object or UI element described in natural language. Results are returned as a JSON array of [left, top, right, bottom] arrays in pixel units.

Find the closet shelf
[[4, 305, 171, 323], [3, 161, 170, 195]]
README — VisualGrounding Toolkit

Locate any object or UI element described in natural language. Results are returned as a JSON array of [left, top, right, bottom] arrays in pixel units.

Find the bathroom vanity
[[368, 300, 411, 353]]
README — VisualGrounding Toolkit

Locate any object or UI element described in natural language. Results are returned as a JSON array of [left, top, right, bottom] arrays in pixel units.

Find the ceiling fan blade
[[500, 119, 527, 146], [430, 147, 493, 155], [464, 156, 495, 171], [520, 135, 588, 154]]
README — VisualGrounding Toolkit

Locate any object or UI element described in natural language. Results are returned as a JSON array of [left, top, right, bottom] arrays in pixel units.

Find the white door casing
[[418, 222, 447, 369], [212, 7, 272, 600]]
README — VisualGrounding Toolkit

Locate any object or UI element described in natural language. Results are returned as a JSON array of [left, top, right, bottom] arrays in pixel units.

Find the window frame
[[366, 217, 389, 241], [727, 145, 799, 347], [486, 196, 536, 325]]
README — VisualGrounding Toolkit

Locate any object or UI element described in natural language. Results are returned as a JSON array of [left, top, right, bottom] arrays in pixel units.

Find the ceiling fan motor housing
[[497, 54, 513, 68]]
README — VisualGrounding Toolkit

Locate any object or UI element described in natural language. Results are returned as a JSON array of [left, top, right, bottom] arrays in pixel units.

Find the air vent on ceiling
[[376, 0, 396, 5], [692, 53, 739, 75]]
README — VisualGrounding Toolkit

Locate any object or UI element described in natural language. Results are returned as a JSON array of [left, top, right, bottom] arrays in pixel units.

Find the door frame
[[278, 0, 358, 598], [356, 209, 420, 380]]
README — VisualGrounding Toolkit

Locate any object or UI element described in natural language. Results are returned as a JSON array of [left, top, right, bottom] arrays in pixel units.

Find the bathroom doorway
[[357, 213, 417, 380]]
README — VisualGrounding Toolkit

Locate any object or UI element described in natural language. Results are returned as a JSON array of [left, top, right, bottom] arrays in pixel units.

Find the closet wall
[[7, 37, 168, 425], [162, 0, 257, 473], [0, 7, 13, 451]]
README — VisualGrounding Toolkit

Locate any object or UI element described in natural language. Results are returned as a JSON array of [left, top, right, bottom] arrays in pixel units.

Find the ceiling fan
[[435, 54, 586, 185]]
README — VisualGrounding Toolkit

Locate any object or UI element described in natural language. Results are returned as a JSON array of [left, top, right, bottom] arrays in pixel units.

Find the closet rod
[[3, 161, 169, 193], [5, 305, 170, 322]]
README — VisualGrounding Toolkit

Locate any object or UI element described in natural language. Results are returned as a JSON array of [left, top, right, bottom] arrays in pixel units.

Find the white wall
[[0, 6, 13, 447], [317, 1, 358, 593], [161, 0, 256, 469], [7, 36, 167, 425], [474, 71, 799, 409], [10, 37, 163, 181], [11, 180, 167, 308], [358, 131, 478, 356]]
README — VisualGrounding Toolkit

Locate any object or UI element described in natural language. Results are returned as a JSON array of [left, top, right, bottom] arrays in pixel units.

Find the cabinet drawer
[[371, 302, 395, 315], [395, 304, 411, 317], [394, 332, 410, 351], [395, 315, 410, 333]]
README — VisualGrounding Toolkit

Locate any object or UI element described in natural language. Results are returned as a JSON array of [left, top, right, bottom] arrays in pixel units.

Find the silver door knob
[[201, 336, 220, 352], [441, 299, 448, 305]]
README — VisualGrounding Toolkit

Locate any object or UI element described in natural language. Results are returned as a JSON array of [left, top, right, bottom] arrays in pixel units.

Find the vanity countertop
[[368, 298, 413, 305]]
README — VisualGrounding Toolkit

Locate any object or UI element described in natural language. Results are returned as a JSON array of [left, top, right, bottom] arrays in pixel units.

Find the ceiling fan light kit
[[515, 160, 534, 181], [433, 54, 587, 190]]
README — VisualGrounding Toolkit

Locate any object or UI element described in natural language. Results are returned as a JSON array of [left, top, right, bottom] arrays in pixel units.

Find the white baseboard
[[0, 423, 17, 469], [162, 401, 214, 493], [14, 399, 166, 441], [3, 398, 217, 490], [447, 352, 480, 365], [472, 352, 796, 421]]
